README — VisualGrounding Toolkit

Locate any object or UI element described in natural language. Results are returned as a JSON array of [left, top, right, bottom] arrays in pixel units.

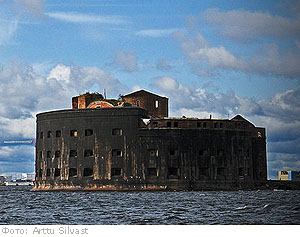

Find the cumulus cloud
[[108, 50, 138, 72], [202, 8, 300, 41]]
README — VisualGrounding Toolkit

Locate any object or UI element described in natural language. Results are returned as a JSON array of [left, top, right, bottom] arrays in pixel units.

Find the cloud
[[46, 11, 128, 25], [0, 18, 18, 46], [177, 31, 300, 78], [108, 50, 138, 72], [0, 62, 127, 139], [156, 58, 172, 71], [136, 28, 180, 37], [14, 0, 45, 17], [202, 8, 300, 41]]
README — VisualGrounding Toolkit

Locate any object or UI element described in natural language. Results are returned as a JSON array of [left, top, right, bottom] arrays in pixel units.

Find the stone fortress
[[34, 90, 268, 190]]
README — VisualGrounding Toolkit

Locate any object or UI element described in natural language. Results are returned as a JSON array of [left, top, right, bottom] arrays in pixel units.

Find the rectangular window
[[85, 129, 93, 136], [46, 151, 51, 158], [38, 169, 43, 177], [214, 123, 217, 128], [136, 100, 140, 107], [203, 122, 207, 128], [111, 168, 121, 177], [218, 149, 224, 156], [84, 149, 93, 157], [70, 150, 77, 157], [199, 149, 208, 156], [112, 128, 122, 136], [46, 168, 51, 177], [168, 168, 179, 178], [167, 122, 171, 127], [83, 168, 93, 177], [174, 122, 178, 127], [69, 168, 77, 177], [54, 168, 61, 177], [197, 122, 201, 128], [147, 168, 157, 176], [155, 100, 159, 108], [40, 132, 43, 139], [220, 123, 223, 128], [112, 149, 122, 157], [55, 150, 61, 158], [39, 151, 43, 159], [47, 131, 52, 138], [238, 168, 244, 176], [56, 130, 61, 137], [170, 149, 178, 156], [70, 130, 78, 137]]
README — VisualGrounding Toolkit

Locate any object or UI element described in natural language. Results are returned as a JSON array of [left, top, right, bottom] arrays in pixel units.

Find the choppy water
[[0, 186, 299, 225]]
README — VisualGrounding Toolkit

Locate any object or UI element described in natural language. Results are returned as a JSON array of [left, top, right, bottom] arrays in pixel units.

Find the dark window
[[199, 149, 207, 156], [111, 168, 121, 177], [149, 149, 158, 157], [85, 129, 93, 136], [238, 168, 244, 176], [112, 128, 122, 136], [147, 168, 157, 176], [39, 151, 43, 159], [170, 149, 177, 156], [136, 100, 140, 107], [199, 168, 209, 176], [38, 169, 42, 177], [69, 168, 77, 177], [47, 131, 52, 138], [167, 122, 171, 127], [112, 149, 122, 157], [217, 168, 225, 176], [218, 149, 224, 156], [214, 123, 217, 128], [40, 132, 43, 139], [197, 122, 201, 128], [54, 168, 61, 177], [83, 168, 93, 177], [56, 130, 61, 137], [203, 122, 207, 128], [47, 151, 51, 158], [84, 149, 93, 157], [70, 150, 77, 157], [220, 123, 223, 128], [46, 168, 51, 177], [168, 168, 178, 178], [55, 150, 61, 158], [70, 130, 78, 137], [174, 122, 178, 128]]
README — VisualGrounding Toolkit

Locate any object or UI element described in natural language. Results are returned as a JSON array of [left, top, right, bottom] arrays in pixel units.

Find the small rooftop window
[[70, 130, 78, 137]]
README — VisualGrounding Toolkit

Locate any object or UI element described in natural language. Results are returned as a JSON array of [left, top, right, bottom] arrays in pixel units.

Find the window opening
[[46, 151, 51, 158], [70, 150, 77, 157], [136, 100, 140, 107], [83, 168, 93, 177], [203, 122, 207, 128], [70, 130, 78, 137], [149, 149, 158, 157], [167, 122, 171, 127], [168, 168, 178, 178], [84, 149, 93, 157], [55, 150, 61, 158], [112, 128, 122, 136], [69, 168, 77, 177], [85, 129, 93, 136], [147, 168, 157, 176], [112, 149, 122, 157], [155, 100, 159, 108], [174, 122, 178, 128], [46, 168, 51, 177], [56, 130, 61, 137], [47, 131, 52, 138], [40, 132, 43, 139], [54, 168, 61, 177], [111, 168, 121, 177]]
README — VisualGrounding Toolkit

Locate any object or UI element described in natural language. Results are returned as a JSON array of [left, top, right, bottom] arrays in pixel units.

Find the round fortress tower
[[34, 90, 267, 191]]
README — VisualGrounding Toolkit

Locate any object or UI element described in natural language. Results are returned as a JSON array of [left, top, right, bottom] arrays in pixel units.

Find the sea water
[[0, 186, 299, 225]]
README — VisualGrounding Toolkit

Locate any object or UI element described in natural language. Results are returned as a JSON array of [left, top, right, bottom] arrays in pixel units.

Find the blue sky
[[0, 0, 300, 179]]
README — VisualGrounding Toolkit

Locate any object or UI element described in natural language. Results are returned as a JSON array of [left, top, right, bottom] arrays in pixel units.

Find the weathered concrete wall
[[34, 108, 267, 191]]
